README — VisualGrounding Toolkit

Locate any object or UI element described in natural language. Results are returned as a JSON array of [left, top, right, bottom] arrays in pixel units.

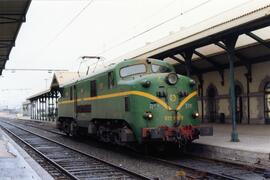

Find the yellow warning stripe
[[176, 91, 197, 110], [59, 90, 197, 111]]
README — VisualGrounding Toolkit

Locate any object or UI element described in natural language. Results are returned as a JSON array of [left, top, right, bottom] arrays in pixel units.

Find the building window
[[264, 82, 270, 120]]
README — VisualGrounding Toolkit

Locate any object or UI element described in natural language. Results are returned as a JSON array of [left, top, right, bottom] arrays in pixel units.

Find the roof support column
[[245, 64, 252, 124], [181, 49, 194, 77], [198, 75, 204, 123], [222, 35, 240, 142]]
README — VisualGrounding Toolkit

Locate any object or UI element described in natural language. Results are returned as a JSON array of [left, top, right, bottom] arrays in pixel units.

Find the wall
[[195, 61, 270, 124]]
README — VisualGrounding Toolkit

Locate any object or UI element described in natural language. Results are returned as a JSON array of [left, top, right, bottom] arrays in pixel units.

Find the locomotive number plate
[[164, 114, 183, 121]]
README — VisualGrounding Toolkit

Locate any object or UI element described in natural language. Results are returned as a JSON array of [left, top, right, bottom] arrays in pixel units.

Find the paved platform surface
[[0, 127, 53, 179], [196, 123, 270, 153], [189, 123, 270, 167]]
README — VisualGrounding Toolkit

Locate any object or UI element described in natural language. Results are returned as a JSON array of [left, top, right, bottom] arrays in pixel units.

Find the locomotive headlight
[[141, 80, 151, 88], [189, 79, 196, 88], [143, 112, 153, 120], [192, 112, 199, 119], [166, 73, 178, 85]]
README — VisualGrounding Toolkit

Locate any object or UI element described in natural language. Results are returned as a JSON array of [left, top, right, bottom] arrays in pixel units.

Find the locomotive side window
[[120, 64, 146, 77], [151, 64, 171, 73], [108, 71, 114, 89], [70, 87, 73, 100], [90, 80, 97, 97]]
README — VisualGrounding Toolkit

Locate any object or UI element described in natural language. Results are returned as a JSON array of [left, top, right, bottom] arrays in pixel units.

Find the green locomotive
[[57, 58, 206, 147]]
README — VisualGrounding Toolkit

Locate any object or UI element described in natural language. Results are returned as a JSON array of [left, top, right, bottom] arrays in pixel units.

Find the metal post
[[35, 100, 37, 119], [42, 97, 45, 121], [201, 82, 204, 123], [30, 101, 32, 119], [39, 98, 41, 120], [52, 91, 55, 120], [223, 36, 240, 142], [198, 75, 204, 123], [181, 49, 194, 77], [45, 96, 47, 121], [56, 91, 59, 119], [246, 75, 250, 124], [35, 99, 37, 120], [38, 98, 40, 120], [34, 100, 35, 119], [245, 64, 252, 124]]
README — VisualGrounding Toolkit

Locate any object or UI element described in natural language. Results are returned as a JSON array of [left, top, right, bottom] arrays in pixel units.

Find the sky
[[0, 0, 258, 108]]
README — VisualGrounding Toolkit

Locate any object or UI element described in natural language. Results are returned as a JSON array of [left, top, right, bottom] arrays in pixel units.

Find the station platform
[[12, 115, 270, 168], [188, 123, 270, 168], [0, 127, 53, 179]]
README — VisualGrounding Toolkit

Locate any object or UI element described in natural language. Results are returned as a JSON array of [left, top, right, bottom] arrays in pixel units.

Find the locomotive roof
[[60, 58, 170, 87], [61, 62, 117, 87]]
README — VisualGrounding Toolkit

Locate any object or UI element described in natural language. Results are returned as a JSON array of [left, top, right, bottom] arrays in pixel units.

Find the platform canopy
[[0, 0, 31, 75], [27, 71, 79, 101], [115, 1, 270, 78]]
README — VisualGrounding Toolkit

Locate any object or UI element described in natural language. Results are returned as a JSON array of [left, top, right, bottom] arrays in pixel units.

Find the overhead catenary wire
[[32, 0, 94, 62], [4, 68, 68, 72], [97, 0, 213, 56], [45, 0, 94, 47], [97, 0, 256, 59]]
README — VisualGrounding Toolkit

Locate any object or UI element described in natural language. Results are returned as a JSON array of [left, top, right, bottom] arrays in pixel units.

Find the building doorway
[[235, 84, 243, 124], [264, 82, 270, 124], [207, 85, 217, 122]]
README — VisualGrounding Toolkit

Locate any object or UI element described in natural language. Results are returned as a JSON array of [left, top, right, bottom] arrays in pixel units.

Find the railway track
[[0, 121, 151, 180], [146, 156, 269, 180], [2, 118, 270, 180]]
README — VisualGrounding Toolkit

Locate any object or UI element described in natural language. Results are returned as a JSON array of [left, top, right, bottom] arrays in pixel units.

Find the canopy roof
[[0, 0, 31, 75], [27, 71, 79, 100], [51, 71, 80, 89], [115, 1, 270, 76]]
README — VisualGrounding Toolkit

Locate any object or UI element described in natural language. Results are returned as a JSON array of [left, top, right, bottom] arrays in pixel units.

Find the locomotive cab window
[[90, 80, 97, 97], [108, 71, 115, 89], [151, 64, 172, 73], [120, 64, 146, 78]]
